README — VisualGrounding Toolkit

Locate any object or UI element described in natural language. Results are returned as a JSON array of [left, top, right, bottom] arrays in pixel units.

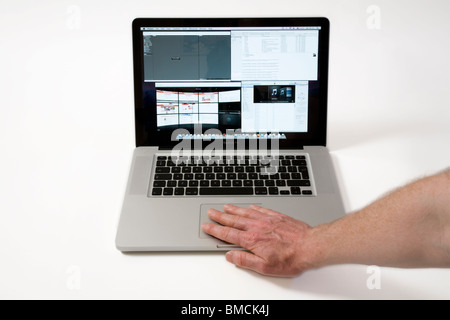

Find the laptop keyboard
[[149, 155, 315, 197]]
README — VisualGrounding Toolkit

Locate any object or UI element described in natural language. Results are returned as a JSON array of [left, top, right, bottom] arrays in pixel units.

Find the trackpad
[[199, 203, 261, 239]]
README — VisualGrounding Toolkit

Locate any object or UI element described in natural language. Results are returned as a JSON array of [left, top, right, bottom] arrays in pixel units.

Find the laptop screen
[[133, 18, 329, 148]]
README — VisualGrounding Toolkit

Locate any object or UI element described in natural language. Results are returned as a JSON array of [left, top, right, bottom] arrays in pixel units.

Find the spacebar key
[[200, 187, 254, 195]]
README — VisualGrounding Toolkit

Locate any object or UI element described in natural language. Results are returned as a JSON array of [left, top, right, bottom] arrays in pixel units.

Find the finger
[[201, 222, 243, 246], [249, 205, 281, 217], [225, 250, 269, 275], [223, 204, 264, 219], [208, 209, 250, 230]]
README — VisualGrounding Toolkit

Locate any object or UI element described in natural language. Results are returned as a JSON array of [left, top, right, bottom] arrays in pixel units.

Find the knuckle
[[235, 252, 246, 267], [258, 263, 275, 276], [242, 231, 261, 246]]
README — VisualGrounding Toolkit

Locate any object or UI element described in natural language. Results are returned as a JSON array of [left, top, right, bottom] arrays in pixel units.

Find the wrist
[[296, 223, 335, 272]]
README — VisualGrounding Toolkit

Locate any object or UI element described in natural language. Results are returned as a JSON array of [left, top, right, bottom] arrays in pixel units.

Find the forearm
[[305, 170, 450, 270]]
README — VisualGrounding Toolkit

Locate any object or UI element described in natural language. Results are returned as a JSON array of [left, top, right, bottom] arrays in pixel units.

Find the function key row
[[157, 155, 306, 161]]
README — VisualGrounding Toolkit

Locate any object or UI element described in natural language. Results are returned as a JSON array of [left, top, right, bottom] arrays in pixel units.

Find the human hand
[[201, 204, 315, 277]]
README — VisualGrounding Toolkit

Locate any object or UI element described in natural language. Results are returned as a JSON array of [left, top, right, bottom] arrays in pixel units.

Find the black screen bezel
[[132, 17, 329, 149]]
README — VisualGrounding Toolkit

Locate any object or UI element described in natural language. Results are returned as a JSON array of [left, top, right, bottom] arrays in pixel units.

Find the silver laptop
[[115, 17, 345, 252]]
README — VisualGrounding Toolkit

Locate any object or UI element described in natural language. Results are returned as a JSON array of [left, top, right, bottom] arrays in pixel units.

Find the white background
[[0, 0, 449, 299]]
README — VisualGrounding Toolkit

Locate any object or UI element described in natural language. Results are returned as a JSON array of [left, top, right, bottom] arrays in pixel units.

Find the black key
[[249, 173, 258, 179], [287, 180, 311, 187], [300, 180, 311, 187], [216, 173, 226, 180], [290, 187, 301, 194], [286, 155, 295, 160], [206, 173, 215, 180], [157, 156, 167, 161], [295, 155, 306, 160], [227, 173, 236, 180], [244, 180, 253, 186], [171, 167, 181, 173], [224, 167, 234, 173], [153, 181, 166, 188], [276, 180, 286, 186], [233, 180, 243, 187], [254, 180, 264, 186], [302, 190, 313, 195], [238, 173, 247, 180], [203, 167, 212, 173], [211, 180, 220, 187], [255, 187, 268, 195], [292, 159, 307, 166], [193, 167, 202, 173], [200, 188, 254, 195], [245, 166, 255, 173], [178, 180, 188, 187], [185, 188, 198, 196], [200, 180, 209, 187], [288, 166, 297, 173], [222, 180, 231, 187], [291, 172, 301, 179], [166, 160, 176, 166], [155, 167, 170, 173], [154, 174, 172, 180], [184, 173, 194, 180], [167, 180, 176, 187], [235, 166, 244, 173], [182, 167, 191, 173], [152, 188, 162, 196], [301, 171, 309, 179], [268, 187, 279, 195], [214, 167, 223, 173], [189, 180, 199, 187], [163, 188, 173, 196], [173, 173, 183, 180], [280, 173, 290, 179], [280, 190, 290, 195], [156, 160, 166, 167], [174, 188, 184, 196], [267, 173, 279, 180], [195, 173, 204, 180], [265, 180, 275, 187]]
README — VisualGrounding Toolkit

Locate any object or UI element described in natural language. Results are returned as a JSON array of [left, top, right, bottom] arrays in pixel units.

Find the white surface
[[0, 0, 449, 299]]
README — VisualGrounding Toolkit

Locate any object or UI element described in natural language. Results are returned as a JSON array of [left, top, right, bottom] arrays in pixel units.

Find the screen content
[[141, 26, 320, 138]]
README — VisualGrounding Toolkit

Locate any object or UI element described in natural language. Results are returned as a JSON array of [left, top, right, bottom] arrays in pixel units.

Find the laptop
[[115, 17, 346, 252]]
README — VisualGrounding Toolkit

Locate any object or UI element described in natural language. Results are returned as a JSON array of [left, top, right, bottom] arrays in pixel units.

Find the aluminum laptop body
[[116, 17, 345, 252]]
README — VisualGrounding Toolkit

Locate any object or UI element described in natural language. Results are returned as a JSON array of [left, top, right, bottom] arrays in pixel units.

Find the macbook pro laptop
[[115, 17, 346, 251]]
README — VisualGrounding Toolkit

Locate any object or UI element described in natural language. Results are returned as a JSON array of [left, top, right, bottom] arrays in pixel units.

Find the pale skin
[[201, 169, 450, 277]]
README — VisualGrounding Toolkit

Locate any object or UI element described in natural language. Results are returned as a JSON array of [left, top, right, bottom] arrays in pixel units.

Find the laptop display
[[133, 18, 329, 148]]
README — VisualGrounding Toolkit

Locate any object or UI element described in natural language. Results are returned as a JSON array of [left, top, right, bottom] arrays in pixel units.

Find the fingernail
[[225, 251, 233, 261]]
